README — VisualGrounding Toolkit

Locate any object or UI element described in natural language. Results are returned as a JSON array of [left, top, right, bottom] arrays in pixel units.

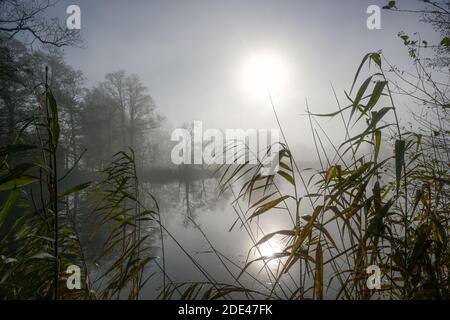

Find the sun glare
[[240, 52, 288, 98], [258, 241, 281, 258]]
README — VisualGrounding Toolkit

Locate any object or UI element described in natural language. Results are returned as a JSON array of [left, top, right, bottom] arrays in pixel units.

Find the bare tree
[[125, 74, 156, 149], [105, 71, 128, 146], [0, 0, 81, 47]]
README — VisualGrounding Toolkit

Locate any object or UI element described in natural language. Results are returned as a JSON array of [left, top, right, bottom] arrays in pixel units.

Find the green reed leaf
[[395, 139, 405, 192]]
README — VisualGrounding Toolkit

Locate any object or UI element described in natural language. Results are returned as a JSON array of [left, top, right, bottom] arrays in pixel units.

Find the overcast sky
[[49, 0, 439, 158]]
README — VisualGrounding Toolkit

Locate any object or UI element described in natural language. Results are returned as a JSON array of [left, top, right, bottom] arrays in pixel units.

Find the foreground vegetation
[[0, 0, 448, 300]]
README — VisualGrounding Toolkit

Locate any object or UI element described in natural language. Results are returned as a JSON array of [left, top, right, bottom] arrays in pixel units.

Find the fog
[[1, 0, 448, 301], [53, 0, 439, 159]]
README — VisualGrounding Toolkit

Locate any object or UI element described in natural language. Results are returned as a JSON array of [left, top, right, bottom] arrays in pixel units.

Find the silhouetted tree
[[0, 0, 81, 47], [81, 71, 161, 168]]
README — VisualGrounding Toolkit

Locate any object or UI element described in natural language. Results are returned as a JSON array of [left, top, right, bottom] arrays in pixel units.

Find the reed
[[0, 49, 448, 300], [218, 52, 449, 300]]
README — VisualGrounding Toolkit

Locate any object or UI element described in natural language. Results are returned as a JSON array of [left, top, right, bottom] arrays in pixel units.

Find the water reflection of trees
[[142, 173, 232, 228]]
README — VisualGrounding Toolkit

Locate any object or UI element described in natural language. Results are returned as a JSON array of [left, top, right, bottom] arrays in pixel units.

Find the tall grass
[[219, 52, 449, 299], [0, 51, 448, 300], [0, 69, 157, 299]]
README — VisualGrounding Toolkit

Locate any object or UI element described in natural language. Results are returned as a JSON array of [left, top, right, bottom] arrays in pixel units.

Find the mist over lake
[[0, 0, 448, 303]]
